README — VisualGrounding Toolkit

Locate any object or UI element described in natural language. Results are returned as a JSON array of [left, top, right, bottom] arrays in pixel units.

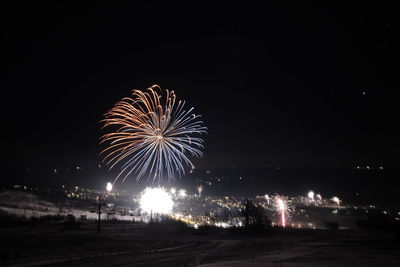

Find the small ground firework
[[308, 190, 315, 202], [331, 196, 341, 205], [276, 197, 287, 227], [140, 187, 174, 215]]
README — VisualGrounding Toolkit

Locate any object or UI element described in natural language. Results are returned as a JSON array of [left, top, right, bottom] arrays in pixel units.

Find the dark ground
[[1, 222, 399, 266]]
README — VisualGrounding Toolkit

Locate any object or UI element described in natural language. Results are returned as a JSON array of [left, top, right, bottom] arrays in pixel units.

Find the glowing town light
[[179, 189, 187, 198], [170, 188, 176, 195], [276, 198, 286, 227], [215, 222, 229, 228], [106, 182, 113, 192], [331, 196, 340, 205], [308, 190, 315, 201], [316, 194, 322, 201], [140, 187, 174, 215], [265, 194, 270, 204], [197, 185, 203, 197]]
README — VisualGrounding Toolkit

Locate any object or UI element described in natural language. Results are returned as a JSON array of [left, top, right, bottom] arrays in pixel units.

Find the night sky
[[3, 3, 400, 178]]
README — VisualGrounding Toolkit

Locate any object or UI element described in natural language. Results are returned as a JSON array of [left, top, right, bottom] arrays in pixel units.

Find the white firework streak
[[100, 85, 206, 183]]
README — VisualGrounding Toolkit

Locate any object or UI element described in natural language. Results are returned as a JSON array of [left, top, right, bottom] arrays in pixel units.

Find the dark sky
[[3, 3, 400, 171]]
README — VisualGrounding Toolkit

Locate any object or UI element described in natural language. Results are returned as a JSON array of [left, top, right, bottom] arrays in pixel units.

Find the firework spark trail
[[276, 198, 286, 227], [100, 85, 206, 183], [274, 196, 288, 227]]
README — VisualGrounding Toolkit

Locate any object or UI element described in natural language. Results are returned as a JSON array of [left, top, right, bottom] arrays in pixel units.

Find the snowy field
[[0, 222, 399, 266], [1, 190, 399, 266], [0, 191, 142, 222]]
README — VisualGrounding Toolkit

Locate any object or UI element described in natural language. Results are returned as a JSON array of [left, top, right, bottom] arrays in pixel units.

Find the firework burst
[[100, 85, 206, 183]]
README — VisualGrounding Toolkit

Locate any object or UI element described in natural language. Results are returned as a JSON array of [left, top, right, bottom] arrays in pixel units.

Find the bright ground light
[[331, 196, 340, 205], [106, 182, 113, 192], [140, 187, 174, 215], [308, 190, 315, 201]]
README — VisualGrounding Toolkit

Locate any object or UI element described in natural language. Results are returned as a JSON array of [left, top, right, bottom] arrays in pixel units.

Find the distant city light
[[100, 85, 206, 183], [316, 194, 322, 201], [170, 188, 176, 195], [215, 222, 229, 228], [140, 187, 174, 215], [179, 189, 187, 198]]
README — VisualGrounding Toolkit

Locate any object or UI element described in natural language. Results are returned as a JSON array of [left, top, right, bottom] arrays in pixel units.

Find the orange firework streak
[[100, 85, 206, 183]]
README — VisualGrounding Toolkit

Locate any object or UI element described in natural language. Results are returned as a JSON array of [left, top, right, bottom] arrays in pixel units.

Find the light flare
[[179, 189, 187, 198]]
